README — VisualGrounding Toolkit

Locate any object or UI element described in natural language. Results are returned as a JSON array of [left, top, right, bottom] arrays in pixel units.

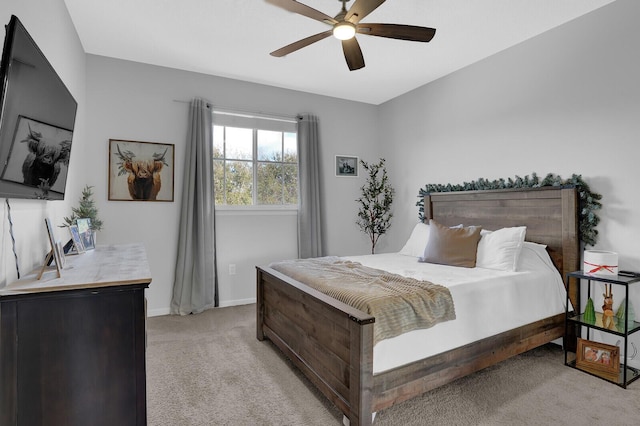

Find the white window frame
[[212, 110, 298, 211]]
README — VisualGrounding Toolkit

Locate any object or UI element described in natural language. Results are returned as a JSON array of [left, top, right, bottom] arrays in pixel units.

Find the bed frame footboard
[[257, 267, 375, 426], [257, 266, 564, 425]]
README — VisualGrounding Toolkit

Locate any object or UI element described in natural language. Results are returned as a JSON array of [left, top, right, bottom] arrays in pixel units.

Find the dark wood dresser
[[0, 243, 151, 426]]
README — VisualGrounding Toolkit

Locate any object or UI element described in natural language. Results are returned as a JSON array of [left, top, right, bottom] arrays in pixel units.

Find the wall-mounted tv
[[0, 15, 77, 200]]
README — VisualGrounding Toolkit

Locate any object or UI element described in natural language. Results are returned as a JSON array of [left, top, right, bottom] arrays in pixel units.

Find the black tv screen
[[0, 15, 77, 200]]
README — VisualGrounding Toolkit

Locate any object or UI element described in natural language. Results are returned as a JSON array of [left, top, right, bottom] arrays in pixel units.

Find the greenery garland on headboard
[[416, 173, 602, 246]]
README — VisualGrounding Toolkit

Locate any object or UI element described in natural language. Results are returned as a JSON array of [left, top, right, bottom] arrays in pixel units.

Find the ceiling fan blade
[[357, 23, 436, 42], [270, 30, 333, 57], [345, 0, 386, 24], [342, 38, 365, 71], [265, 0, 337, 25]]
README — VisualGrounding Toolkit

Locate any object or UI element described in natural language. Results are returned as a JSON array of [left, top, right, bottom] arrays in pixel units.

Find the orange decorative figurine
[[602, 283, 615, 329]]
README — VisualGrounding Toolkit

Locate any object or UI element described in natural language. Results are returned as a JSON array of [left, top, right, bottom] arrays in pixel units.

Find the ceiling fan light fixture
[[266, 0, 437, 71], [333, 22, 356, 40]]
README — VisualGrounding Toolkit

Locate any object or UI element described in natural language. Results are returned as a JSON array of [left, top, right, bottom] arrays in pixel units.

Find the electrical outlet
[[229, 264, 236, 275]]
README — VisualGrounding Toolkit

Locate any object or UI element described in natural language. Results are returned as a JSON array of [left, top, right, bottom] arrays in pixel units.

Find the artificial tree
[[63, 185, 103, 231], [356, 158, 394, 254]]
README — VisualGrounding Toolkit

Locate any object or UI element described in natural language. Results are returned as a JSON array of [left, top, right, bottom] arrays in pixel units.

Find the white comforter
[[343, 244, 567, 374]]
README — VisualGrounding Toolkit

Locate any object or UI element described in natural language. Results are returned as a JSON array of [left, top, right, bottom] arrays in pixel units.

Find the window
[[212, 111, 298, 207]]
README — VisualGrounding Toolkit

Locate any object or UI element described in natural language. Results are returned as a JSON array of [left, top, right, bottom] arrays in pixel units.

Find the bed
[[256, 187, 579, 425]]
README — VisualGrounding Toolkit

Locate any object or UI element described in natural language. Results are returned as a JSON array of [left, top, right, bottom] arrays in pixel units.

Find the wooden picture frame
[[108, 139, 175, 201], [576, 338, 620, 382], [335, 155, 358, 177], [37, 218, 63, 279]]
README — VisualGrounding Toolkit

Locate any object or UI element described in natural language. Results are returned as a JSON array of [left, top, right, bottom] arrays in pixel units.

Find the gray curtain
[[171, 98, 218, 315], [297, 114, 323, 259]]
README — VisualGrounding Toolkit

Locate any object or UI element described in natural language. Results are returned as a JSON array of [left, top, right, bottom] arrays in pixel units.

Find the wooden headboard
[[424, 187, 580, 306]]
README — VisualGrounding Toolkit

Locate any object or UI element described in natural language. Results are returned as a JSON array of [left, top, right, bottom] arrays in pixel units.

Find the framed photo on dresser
[[76, 218, 95, 250], [68, 225, 85, 254], [38, 218, 63, 279]]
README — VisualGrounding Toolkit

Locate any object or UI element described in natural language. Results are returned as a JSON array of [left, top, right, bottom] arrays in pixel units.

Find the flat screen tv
[[0, 15, 77, 200]]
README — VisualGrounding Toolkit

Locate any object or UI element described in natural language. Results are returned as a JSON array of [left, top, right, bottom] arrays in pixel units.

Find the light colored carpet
[[146, 304, 640, 425]]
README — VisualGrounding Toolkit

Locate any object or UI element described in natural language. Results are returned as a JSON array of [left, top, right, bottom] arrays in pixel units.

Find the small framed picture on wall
[[335, 155, 358, 177]]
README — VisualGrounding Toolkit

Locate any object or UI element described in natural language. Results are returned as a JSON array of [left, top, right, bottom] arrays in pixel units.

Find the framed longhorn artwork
[[108, 139, 175, 201]]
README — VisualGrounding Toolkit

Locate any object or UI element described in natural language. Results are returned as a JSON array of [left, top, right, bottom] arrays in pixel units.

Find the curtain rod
[[172, 100, 298, 123]]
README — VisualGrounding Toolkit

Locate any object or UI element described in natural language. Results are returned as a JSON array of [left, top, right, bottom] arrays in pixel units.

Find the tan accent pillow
[[420, 219, 482, 268]]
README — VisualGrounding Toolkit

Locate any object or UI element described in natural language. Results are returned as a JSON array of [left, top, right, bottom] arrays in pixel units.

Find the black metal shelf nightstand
[[564, 270, 640, 388]]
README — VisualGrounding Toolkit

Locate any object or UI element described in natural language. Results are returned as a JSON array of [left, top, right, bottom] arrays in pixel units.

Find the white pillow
[[475, 226, 527, 272], [518, 241, 553, 271], [399, 222, 430, 257]]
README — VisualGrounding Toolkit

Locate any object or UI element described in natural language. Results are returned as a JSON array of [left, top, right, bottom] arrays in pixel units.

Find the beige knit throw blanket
[[269, 257, 456, 345]]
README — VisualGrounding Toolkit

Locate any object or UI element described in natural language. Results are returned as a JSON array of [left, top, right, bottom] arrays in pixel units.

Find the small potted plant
[[62, 185, 103, 247]]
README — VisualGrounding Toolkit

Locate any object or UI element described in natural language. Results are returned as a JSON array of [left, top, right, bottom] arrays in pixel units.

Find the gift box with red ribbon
[[583, 250, 618, 276]]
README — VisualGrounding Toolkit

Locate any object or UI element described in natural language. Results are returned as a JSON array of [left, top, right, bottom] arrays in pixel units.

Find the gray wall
[[379, 0, 639, 262], [0, 0, 86, 287], [85, 56, 380, 315], [378, 0, 639, 353]]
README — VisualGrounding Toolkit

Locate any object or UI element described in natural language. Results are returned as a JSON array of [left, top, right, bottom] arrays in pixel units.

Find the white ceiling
[[63, 0, 615, 105]]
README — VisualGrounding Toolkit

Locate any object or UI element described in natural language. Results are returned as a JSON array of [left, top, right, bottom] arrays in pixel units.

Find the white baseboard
[[218, 297, 256, 308], [147, 307, 171, 317], [146, 298, 256, 317]]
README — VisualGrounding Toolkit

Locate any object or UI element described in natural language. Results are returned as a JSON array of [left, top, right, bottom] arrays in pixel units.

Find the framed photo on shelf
[[335, 155, 358, 177], [68, 225, 85, 254], [76, 218, 95, 250], [108, 139, 175, 201], [576, 338, 620, 382]]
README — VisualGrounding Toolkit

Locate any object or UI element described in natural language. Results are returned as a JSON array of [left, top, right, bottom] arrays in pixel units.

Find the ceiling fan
[[266, 0, 436, 71]]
